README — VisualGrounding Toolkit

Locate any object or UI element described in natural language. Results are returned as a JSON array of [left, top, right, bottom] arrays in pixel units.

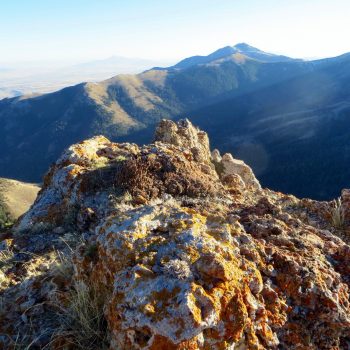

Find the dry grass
[[0, 231, 109, 349], [0, 246, 14, 269], [48, 238, 110, 349], [51, 279, 109, 349], [330, 197, 345, 229], [0, 246, 14, 290], [11, 333, 46, 350], [50, 249, 74, 281]]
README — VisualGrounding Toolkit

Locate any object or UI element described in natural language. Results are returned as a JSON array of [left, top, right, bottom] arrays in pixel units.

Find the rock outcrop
[[211, 149, 261, 190], [1, 119, 350, 349], [154, 119, 211, 164]]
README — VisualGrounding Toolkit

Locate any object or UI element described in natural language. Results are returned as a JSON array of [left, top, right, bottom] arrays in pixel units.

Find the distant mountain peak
[[233, 42, 260, 51], [232, 43, 300, 62], [171, 43, 298, 70]]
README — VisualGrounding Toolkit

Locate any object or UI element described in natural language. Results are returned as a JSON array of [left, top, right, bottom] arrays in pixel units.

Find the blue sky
[[1, 0, 350, 63]]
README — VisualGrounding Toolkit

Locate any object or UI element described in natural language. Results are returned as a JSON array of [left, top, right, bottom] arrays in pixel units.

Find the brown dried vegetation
[[81, 152, 223, 202]]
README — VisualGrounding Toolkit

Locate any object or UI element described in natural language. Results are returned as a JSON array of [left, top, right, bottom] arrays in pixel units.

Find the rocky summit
[[1, 119, 350, 349]]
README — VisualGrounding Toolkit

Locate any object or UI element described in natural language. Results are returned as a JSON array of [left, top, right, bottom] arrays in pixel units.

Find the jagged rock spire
[[154, 118, 211, 164]]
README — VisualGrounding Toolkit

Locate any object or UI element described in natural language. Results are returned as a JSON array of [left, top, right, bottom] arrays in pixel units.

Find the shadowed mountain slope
[[186, 56, 350, 199]]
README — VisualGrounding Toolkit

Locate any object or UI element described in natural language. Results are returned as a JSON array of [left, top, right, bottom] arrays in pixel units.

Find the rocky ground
[[0, 119, 350, 349]]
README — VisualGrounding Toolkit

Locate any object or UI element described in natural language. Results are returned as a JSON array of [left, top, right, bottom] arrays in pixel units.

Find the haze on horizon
[[1, 0, 350, 66]]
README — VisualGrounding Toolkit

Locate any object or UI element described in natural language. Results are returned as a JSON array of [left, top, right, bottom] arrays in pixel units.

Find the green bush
[[0, 201, 13, 229]]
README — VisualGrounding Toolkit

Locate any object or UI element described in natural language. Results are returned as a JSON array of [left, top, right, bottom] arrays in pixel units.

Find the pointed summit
[[232, 42, 299, 62], [171, 43, 298, 69], [233, 42, 261, 52]]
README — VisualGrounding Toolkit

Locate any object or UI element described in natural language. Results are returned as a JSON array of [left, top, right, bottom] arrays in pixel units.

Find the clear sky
[[1, 0, 350, 63]]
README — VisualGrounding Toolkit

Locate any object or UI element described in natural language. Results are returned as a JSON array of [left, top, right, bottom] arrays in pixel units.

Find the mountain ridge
[[154, 42, 299, 71], [0, 43, 350, 199]]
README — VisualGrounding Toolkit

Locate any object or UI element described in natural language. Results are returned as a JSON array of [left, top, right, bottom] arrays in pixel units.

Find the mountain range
[[1, 43, 349, 199]]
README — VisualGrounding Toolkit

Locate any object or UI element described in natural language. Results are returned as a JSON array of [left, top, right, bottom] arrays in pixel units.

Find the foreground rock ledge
[[12, 119, 350, 349]]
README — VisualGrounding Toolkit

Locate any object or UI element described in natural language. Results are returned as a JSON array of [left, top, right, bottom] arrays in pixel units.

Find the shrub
[[115, 153, 222, 201], [80, 151, 223, 203], [0, 201, 13, 229]]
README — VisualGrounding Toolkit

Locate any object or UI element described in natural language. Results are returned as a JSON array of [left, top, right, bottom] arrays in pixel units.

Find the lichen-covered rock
[[16, 129, 222, 233], [6, 119, 350, 349], [76, 201, 282, 349], [155, 119, 211, 164], [221, 153, 261, 190], [341, 188, 350, 222], [211, 149, 261, 190]]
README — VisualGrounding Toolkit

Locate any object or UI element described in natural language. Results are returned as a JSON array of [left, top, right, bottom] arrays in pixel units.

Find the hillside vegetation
[[0, 178, 40, 228]]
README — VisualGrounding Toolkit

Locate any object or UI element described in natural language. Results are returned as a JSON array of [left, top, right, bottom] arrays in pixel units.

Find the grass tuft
[[0, 246, 14, 270], [51, 280, 109, 349], [330, 197, 345, 229]]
